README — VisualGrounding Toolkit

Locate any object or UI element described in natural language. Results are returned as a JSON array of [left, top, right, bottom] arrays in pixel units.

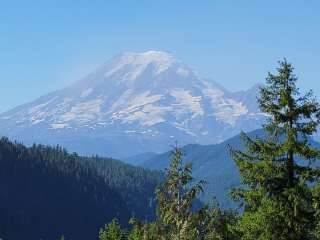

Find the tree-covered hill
[[0, 137, 162, 240], [136, 129, 262, 207], [140, 129, 320, 207]]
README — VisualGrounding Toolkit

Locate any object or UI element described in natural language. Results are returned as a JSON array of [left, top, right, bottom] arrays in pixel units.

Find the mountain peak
[[119, 50, 176, 62], [109, 50, 180, 77]]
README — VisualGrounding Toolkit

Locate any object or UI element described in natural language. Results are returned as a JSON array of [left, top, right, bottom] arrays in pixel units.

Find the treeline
[[0, 137, 161, 239], [99, 60, 320, 239]]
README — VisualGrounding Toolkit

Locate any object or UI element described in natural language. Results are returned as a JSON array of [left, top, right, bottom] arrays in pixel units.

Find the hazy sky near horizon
[[0, 1, 319, 112]]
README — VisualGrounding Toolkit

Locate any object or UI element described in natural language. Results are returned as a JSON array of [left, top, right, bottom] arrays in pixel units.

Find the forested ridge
[[141, 128, 320, 208], [0, 137, 161, 239]]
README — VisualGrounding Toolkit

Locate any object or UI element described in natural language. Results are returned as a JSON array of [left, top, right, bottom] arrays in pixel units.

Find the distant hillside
[[139, 129, 320, 208], [0, 137, 161, 240], [139, 130, 253, 208], [124, 152, 158, 165]]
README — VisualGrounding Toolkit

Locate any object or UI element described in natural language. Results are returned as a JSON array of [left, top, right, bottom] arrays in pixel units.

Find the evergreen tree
[[127, 219, 144, 240], [99, 218, 125, 240], [128, 219, 161, 240], [313, 185, 320, 239], [230, 59, 320, 239], [201, 202, 239, 240], [156, 146, 207, 240], [103, 146, 239, 240]]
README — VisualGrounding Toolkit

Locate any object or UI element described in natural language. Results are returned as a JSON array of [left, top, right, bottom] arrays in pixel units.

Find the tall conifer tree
[[156, 146, 207, 240], [231, 60, 320, 239], [129, 146, 239, 240]]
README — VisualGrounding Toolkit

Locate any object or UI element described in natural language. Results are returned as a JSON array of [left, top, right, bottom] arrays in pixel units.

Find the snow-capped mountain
[[0, 51, 266, 158]]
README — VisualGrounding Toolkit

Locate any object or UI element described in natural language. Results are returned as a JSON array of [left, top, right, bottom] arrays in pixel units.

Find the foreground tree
[[127, 146, 239, 240], [313, 185, 320, 239], [231, 59, 320, 239], [99, 218, 126, 240], [156, 146, 207, 239]]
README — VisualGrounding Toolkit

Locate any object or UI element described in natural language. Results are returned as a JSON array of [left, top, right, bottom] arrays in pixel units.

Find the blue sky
[[0, 1, 319, 112]]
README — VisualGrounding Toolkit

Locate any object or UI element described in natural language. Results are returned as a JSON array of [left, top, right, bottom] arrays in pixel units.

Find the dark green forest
[[0, 138, 161, 239]]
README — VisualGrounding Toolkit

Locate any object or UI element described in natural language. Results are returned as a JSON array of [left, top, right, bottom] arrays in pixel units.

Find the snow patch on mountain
[[170, 89, 203, 118], [202, 86, 248, 125], [105, 51, 177, 81], [51, 123, 69, 129], [176, 67, 190, 77], [81, 88, 93, 98], [111, 92, 169, 127], [60, 99, 104, 123]]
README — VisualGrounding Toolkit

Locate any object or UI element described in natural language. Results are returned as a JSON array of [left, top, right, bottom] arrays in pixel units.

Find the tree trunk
[[287, 149, 294, 187]]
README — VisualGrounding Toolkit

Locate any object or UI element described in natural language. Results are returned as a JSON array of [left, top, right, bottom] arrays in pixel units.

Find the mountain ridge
[[136, 128, 320, 207]]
